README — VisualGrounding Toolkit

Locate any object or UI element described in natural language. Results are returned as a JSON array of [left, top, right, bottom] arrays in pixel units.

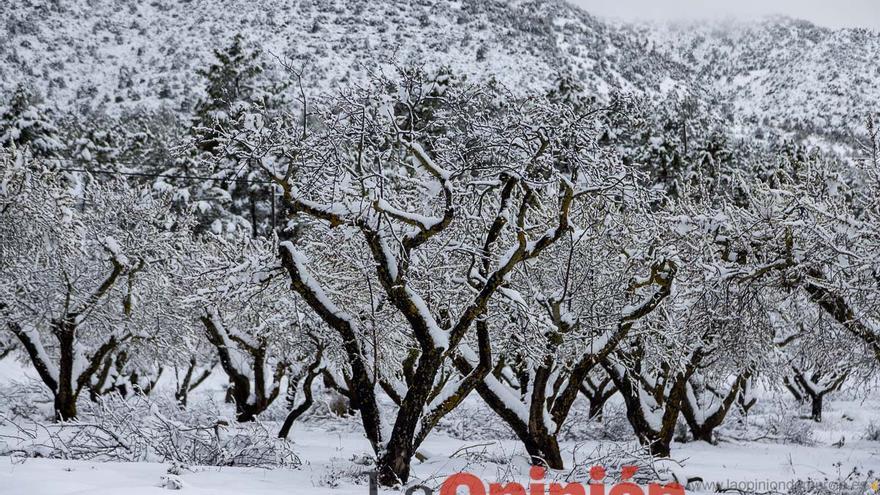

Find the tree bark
[[810, 395, 823, 422], [521, 432, 565, 469]]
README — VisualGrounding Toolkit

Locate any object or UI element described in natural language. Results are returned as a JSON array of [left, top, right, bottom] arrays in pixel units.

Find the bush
[[765, 403, 815, 446], [863, 421, 880, 441], [0, 392, 301, 468]]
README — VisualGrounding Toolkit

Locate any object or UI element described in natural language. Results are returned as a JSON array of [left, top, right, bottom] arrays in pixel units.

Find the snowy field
[[2, 358, 878, 495], [2, 411, 879, 495]]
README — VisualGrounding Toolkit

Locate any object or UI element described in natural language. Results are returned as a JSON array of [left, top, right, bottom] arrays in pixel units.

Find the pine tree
[[176, 35, 284, 237], [546, 72, 588, 111], [0, 84, 65, 158], [67, 114, 125, 167], [191, 34, 264, 155]]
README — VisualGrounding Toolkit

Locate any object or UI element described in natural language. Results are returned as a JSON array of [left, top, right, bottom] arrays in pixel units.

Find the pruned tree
[[454, 212, 677, 468], [226, 70, 623, 484], [185, 235, 307, 422], [680, 370, 751, 443], [715, 152, 880, 369], [601, 339, 700, 458], [599, 194, 779, 456], [770, 295, 856, 423], [0, 151, 190, 420], [790, 366, 847, 423]]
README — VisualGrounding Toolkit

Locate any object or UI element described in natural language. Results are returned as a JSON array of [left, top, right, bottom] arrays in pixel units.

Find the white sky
[[569, 0, 880, 30]]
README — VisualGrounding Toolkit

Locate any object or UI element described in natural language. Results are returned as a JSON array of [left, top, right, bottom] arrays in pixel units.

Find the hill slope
[[1, 0, 877, 145]]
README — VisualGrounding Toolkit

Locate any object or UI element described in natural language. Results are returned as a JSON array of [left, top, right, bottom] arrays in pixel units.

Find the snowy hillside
[[651, 17, 880, 139], [0, 0, 690, 113], [3, 0, 877, 147]]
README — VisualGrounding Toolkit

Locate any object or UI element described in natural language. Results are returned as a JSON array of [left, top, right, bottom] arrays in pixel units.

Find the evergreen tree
[[66, 114, 125, 167], [546, 72, 589, 111], [0, 84, 65, 158], [191, 34, 264, 155], [172, 35, 286, 238]]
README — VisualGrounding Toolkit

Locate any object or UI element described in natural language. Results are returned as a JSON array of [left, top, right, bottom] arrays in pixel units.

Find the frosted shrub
[[766, 407, 815, 445], [0, 392, 300, 468], [864, 421, 880, 441]]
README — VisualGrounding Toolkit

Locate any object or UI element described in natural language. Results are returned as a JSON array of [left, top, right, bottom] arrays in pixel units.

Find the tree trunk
[[602, 355, 694, 459], [783, 376, 804, 403], [648, 437, 672, 458], [810, 395, 823, 422], [521, 432, 564, 469], [580, 376, 616, 423], [375, 349, 446, 486], [689, 426, 714, 443], [681, 373, 748, 444], [791, 368, 845, 423], [54, 388, 77, 421], [377, 448, 413, 487], [54, 323, 78, 421], [279, 349, 322, 439], [202, 313, 283, 422]]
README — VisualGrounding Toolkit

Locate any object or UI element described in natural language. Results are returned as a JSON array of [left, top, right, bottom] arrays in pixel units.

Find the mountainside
[[0, 0, 690, 114], [650, 17, 880, 141], [1, 0, 877, 146]]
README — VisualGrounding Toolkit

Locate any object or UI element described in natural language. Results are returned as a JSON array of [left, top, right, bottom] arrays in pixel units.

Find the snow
[[2, 403, 880, 495], [102, 236, 129, 266], [459, 345, 529, 425], [637, 386, 663, 431], [482, 375, 529, 425], [2, 356, 880, 495], [374, 199, 442, 231], [16, 328, 59, 384], [203, 308, 256, 390], [407, 143, 452, 183]]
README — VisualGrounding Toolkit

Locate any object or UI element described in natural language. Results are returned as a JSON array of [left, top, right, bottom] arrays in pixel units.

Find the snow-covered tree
[[230, 71, 627, 484], [163, 34, 287, 238], [0, 151, 191, 420], [454, 180, 677, 467], [0, 85, 65, 158], [771, 294, 858, 422], [184, 234, 316, 422], [713, 153, 880, 369]]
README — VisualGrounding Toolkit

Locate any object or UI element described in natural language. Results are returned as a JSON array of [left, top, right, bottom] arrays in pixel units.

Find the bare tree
[[680, 370, 751, 442], [228, 71, 619, 484], [185, 235, 308, 422], [0, 153, 190, 420]]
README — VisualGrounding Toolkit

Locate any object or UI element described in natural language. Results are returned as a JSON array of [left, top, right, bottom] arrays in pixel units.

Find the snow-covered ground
[[2, 397, 878, 495], [2, 333, 879, 495]]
